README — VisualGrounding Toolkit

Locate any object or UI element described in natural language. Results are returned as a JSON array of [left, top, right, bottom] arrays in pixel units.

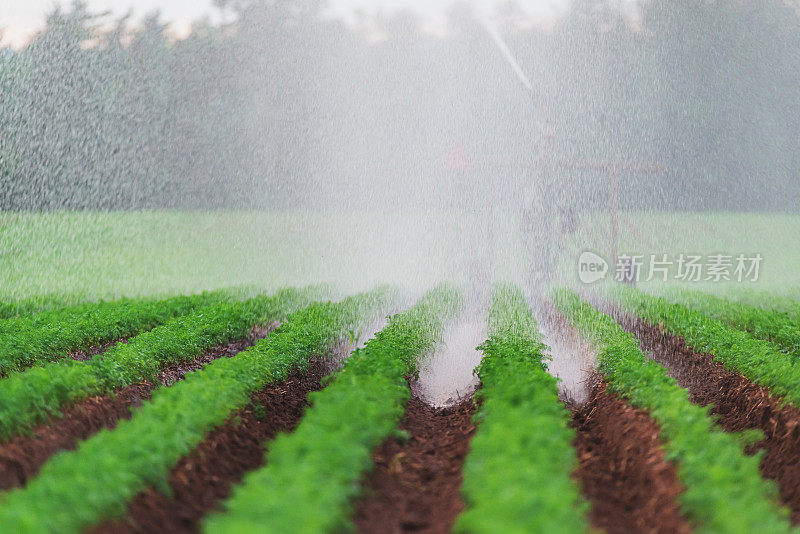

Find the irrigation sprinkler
[[480, 17, 666, 283], [546, 158, 666, 263]]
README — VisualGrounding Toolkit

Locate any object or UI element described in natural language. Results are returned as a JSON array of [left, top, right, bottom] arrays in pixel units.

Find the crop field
[[1, 211, 800, 533], [0, 279, 799, 532], [5, 0, 800, 529]]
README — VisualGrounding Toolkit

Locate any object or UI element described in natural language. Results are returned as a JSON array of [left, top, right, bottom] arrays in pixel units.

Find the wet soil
[[0, 326, 274, 490], [0, 336, 129, 379], [353, 397, 476, 534], [68, 338, 131, 362], [89, 358, 327, 534], [610, 307, 800, 523], [572, 380, 691, 534]]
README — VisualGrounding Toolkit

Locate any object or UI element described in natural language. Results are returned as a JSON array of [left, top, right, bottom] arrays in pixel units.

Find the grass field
[[562, 211, 800, 295], [0, 210, 524, 301], [1, 210, 797, 302]]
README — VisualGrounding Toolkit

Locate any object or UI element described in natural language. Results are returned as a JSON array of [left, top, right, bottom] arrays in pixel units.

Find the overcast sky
[[0, 0, 572, 47], [1, 0, 218, 47]]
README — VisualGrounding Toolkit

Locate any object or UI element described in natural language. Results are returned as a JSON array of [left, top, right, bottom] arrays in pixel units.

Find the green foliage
[[455, 284, 588, 534], [751, 294, 800, 322], [718, 289, 800, 322], [0, 288, 394, 533], [611, 285, 800, 407], [664, 288, 800, 356], [0, 291, 231, 376], [554, 288, 791, 533], [0, 284, 330, 320], [0, 287, 324, 441], [203, 284, 463, 534], [0, 294, 85, 319]]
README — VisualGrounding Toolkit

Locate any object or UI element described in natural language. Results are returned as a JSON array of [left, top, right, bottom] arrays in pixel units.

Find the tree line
[[1, 0, 798, 211]]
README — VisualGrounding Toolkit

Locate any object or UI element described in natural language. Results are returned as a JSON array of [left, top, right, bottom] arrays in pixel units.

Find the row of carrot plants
[[0, 287, 322, 441], [455, 284, 588, 533], [0, 285, 292, 322], [664, 289, 799, 356], [725, 289, 800, 322], [0, 291, 232, 376], [1, 295, 213, 331], [555, 288, 791, 533], [610, 286, 800, 406], [0, 294, 82, 320], [203, 284, 463, 534], [0, 288, 395, 533]]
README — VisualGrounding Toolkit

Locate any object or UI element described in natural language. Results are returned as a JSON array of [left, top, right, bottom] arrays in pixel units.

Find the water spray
[[478, 16, 559, 292], [479, 16, 668, 279], [479, 18, 533, 93], [479, 17, 554, 133]]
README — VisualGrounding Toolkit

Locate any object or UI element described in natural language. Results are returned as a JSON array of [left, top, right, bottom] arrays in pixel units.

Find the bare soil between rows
[[68, 337, 132, 362], [0, 337, 131, 381], [354, 397, 476, 534], [90, 357, 327, 534], [572, 380, 691, 534], [0, 325, 274, 491], [609, 306, 800, 523]]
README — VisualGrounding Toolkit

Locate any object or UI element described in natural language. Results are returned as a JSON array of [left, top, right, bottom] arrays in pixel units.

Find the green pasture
[[1, 210, 797, 303], [0, 210, 508, 301], [562, 211, 800, 296]]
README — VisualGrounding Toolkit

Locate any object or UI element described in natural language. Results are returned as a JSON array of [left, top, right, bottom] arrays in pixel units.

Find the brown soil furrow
[[353, 397, 476, 534], [0, 325, 274, 491], [609, 307, 800, 523], [68, 337, 131, 362], [89, 358, 327, 534], [573, 380, 691, 534], [0, 337, 132, 379]]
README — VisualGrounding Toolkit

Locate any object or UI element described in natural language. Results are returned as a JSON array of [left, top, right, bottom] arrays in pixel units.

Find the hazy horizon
[[1, 0, 576, 48]]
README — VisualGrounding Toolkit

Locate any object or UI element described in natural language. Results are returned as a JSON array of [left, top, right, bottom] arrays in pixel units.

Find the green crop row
[[2, 296, 183, 331], [663, 289, 800, 356], [554, 288, 790, 533], [0, 288, 394, 533], [203, 284, 463, 534], [0, 287, 323, 441], [455, 284, 588, 534], [0, 294, 85, 319], [723, 289, 800, 322], [610, 285, 800, 407], [0, 285, 307, 323], [0, 291, 233, 376]]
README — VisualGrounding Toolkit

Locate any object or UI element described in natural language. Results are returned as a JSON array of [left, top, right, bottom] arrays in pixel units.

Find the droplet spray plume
[[479, 16, 555, 132], [479, 17, 533, 93]]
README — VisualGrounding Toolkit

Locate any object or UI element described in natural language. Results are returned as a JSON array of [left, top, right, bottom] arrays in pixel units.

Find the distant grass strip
[[723, 289, 800, 322], [610, 285, 800, 406], [455, 284, 588, 534], [203, 284, 463, 534], [555, 289, 790, 533], [0, 287, 324, 441], [0, 291, 232, 375], [0, 294, 86, 319], [2, 296, 198, 330], [0, 288, 394, 533], [665, 289, 800, 356]]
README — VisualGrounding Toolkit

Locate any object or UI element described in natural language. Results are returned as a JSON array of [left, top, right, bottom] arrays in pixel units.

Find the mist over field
[[4, 0, 800, 209], [1, 0, 798, 298], [3, 4, 800, 530]]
